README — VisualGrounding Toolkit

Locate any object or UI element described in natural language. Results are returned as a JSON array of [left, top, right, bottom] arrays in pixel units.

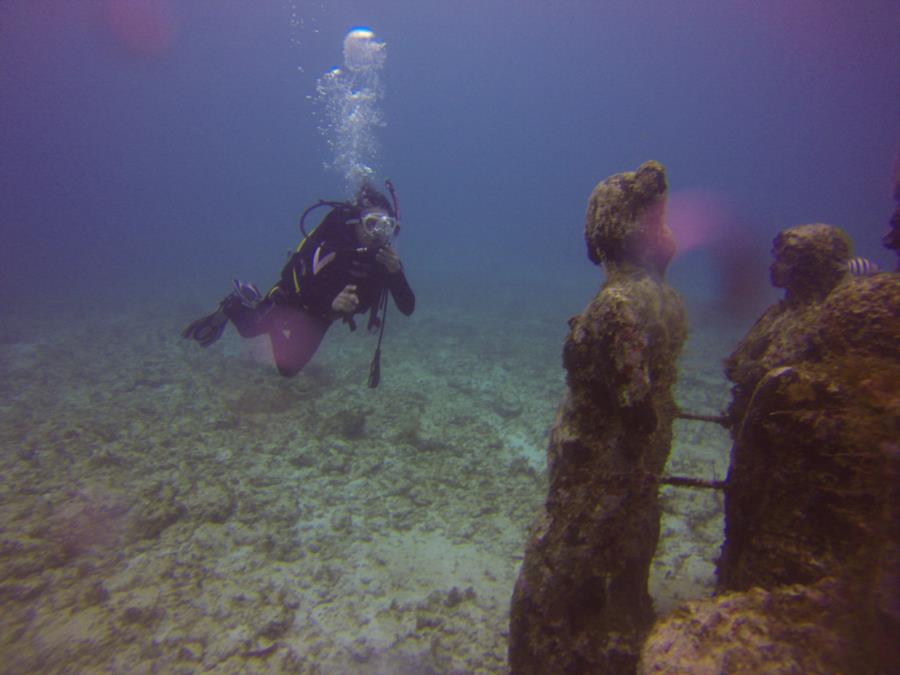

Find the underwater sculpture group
[[508, 161, 899, 674]]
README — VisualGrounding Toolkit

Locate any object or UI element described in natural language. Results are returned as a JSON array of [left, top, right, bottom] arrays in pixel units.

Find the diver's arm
[[387, 270, 415, 315], [375, 246, 414, 315]]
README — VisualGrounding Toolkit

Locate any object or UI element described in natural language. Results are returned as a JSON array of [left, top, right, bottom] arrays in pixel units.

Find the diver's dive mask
[[359, 209, 399, 245]]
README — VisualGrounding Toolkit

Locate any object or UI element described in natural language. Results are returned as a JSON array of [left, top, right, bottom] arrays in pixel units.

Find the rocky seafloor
[[0, 285, 737, 674]]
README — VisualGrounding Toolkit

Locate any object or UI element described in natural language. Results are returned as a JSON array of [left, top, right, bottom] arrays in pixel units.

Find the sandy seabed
[[0, 285, 737, 674]]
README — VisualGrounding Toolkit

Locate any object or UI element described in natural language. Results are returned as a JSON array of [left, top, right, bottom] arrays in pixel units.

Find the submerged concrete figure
[[707, 222, 900, 671], [721, 223, 851, 438], [508, 161, 686, 674]]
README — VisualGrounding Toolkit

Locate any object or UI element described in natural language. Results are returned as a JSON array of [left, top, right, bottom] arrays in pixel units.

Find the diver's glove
[[181, 304, 229, 347]]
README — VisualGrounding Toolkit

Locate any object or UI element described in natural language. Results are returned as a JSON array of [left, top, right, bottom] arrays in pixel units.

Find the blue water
[[2, 0, 898, 316]]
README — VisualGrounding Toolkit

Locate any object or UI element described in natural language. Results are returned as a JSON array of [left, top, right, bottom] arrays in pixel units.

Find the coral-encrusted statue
[[508, 161, 686, 674], [722, 223, 851, 429], [709, 221, 900, 672]]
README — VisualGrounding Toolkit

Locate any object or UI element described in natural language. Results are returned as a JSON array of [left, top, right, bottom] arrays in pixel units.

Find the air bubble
[[315, 28, 387, 193]]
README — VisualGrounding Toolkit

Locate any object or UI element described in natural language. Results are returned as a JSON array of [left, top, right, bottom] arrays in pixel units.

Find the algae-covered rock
[[818, 273, 900, 357], [184, 482, 236, 524], [639, 579, 852, 674], [509, 161, 686, 674], [127, 482, 185, 542]]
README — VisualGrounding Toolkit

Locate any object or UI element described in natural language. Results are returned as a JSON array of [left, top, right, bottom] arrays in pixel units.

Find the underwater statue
[[718, 222, 898, 593], [508, 161, 687, 674], [720, 223, 853, 438], [640, 222, 899, 673]]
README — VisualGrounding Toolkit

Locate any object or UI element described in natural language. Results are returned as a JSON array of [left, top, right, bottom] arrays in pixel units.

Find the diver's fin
[[181, 305, 229, 347]]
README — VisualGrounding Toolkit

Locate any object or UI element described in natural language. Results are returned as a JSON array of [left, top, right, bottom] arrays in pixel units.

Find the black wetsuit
[[223, 206, 415, 376]]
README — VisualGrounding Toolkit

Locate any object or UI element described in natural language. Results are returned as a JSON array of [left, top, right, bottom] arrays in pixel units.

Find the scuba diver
[[182, 179, 414, 386]]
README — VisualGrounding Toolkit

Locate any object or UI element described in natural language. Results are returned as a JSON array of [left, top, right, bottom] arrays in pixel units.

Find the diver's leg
[[223, 296, 274, 339], [268, 307, 330, 377]]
